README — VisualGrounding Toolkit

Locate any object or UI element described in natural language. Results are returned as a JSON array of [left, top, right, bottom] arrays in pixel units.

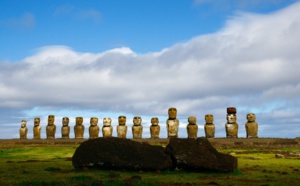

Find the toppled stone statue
[[72, 137, 237, 172], [61, 117, 70, 139], [117, 116, 127, 138], [150, 117, 160, 139], [102, 117, 113, 137], [19, 120, 28, 139], [225, 107, 238, 138], [204, 114, 215, 138], [33, 117, 41, 139], [166, 107, 179, 138], [89, 117, 99, 139], [74, 117, 85, 139], [72, 137, 173, 171], [245, 113, 258, 138], [132, 116, 143, 139], [165, 138, 237, 172], [46, 115, 56, 139], [186, 116, 198, 139]]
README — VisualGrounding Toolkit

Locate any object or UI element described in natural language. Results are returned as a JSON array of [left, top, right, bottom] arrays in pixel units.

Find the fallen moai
[[72, 137, 237, 172], [166, 138, 238, 172], [72, 137, 172, 171]]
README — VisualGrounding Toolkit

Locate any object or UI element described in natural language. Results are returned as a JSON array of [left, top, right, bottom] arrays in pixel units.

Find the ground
[[0, 138, 300, 185]]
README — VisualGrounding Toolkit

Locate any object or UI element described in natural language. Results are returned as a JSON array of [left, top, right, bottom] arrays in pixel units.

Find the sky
[[1, 0, 300, 139]]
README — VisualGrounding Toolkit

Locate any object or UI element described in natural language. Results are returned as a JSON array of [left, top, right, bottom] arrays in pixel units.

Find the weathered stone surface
[[225, 107, 238, 138], [166, 107, 179, 138], [245, 113, 258, 138], [166, 138, 237, 172], [72, 137, 173, 171]]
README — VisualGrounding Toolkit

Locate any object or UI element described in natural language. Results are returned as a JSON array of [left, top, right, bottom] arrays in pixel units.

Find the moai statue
[[117, 115, 127, 138], [33, 117, 41, 139], [102, 117, 113, 137], [245, 113, 258, 138], [132, 116, 143, 139], [19, 120, 28, 139], [74, 117, 85, 139], [61, 117, 70, 139], [89, 117, 99, 139], [150, 117, 160, 139], [46, 115, 56, 139], [187, 116, 198, 139], [225, 107, 238, 138], [204, 114, 215, 138], [166, 107, 179, 138]]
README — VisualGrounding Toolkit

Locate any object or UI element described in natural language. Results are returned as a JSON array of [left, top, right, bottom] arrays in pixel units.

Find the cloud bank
[[1, 2, 300, 138]]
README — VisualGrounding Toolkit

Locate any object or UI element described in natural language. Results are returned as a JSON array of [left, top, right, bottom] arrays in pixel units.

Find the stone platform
[[0, 137, 299, 148]]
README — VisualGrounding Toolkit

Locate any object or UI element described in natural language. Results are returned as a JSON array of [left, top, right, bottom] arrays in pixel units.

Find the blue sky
[[1, 0, 300, 139], [1, 0, 297, 61]]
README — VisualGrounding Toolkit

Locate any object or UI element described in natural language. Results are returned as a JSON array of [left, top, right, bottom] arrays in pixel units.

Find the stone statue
[[166, 107, 179, 138], [245, 113, 258, 138], [19, 120, 28, 139], [61, 117, 70, 139], [102, 117, 113, 137], [204, 114, 215, 138], [117, 115, 127, 138], [132, 116, 143, 139], [89, 117, 99, 139], [74, 117, 85, 139], [46, 115, 56, 139], [150, 117, 160, 139], [225, 107, 238, 138], [187, 116, 198, 139], [33, 117, 41, 139]]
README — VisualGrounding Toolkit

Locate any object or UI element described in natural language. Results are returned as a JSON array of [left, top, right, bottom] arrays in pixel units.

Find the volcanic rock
[[72, 137, 172, 171], [166, 138, 237, 172]]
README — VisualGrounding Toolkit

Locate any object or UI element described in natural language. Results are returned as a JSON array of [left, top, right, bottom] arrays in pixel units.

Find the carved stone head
[[90, 117, 98, 126], [103, 117, 112, 126], [21, 120, 27, 128], [76, 117, 83, 125], [118, 116, 126, 125], [48, 115, 55, 125], [247, 113, 256, 122], [205, 114, 214, 124], [168, 107, 177, 119], [62, 117, 69, 126], [34, 117, 40, 126], [227, 114, 237, 124], [133, 116, 142, 126], [188, 116, 197, 125], [151, 117, 159, 126], [227, 107, 237, 124]]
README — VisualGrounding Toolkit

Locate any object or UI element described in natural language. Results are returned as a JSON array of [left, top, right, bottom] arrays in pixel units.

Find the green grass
[[1, 145, 300, 185]]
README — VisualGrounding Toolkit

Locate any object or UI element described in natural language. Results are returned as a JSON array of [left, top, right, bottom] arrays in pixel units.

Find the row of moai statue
[[225, 107, 258, 138], [19, 115, 158, 139], [159, 107, 257, 139], [19, 107, 258, 139]]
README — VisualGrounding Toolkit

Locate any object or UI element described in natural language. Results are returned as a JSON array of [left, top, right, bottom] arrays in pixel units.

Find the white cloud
[[78, 9, 101, 23], [1, 2, 300, 138], [0, 12, 35, 29], [54, 5, 101, 23]]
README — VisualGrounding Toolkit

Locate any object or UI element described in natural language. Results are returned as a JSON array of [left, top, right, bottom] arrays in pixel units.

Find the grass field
[[0, 141, 300, 186]]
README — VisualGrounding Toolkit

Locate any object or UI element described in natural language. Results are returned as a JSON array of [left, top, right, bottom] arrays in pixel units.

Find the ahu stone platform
[[0, 137, 299, 148]]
